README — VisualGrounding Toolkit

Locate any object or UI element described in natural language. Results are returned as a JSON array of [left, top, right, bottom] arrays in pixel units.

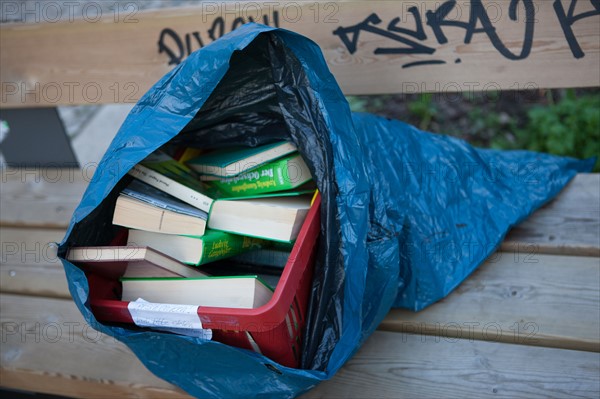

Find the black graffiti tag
[[332, 0, 599, 67], [554, 0, 600, 59], [333, 0, 535, 67], [426, 0, 535, 60], [158, 28, 204, 66], [333, 9, 436, 56], [158, 12, 279, 66]]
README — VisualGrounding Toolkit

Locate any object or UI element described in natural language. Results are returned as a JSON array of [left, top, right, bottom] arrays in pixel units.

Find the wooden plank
[[2, 1, 599, 107], [0, 227, 69, 297], [302, 331, 600, 399], [2, 294, 598, 399], [0, 263, 69, 299], [3, 222, 598, 352], [0, 294, 191, 399], [502, 174, 600, 257], [0, 370, 190, 399], [0, 168, 88, 227], [380, 253, 600, 352], [0, 227, 64, 266]]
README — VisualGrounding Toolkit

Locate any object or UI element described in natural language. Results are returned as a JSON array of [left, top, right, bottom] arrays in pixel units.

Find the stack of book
[[67, 141, 316, 320]]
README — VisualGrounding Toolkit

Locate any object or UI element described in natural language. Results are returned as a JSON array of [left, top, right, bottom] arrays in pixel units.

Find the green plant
[[346, 96, 369, 113], [407, 93, 438, 130], [496, 90, 599, 171], [468, 108, 517, 147], [345, 95, 393, 115]]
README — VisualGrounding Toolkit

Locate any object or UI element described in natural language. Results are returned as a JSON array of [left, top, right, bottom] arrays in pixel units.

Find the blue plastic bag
[[59, 23, 594, 398]]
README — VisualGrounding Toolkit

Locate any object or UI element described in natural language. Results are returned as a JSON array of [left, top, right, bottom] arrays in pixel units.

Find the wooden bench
[[1, 2, 599, 398]]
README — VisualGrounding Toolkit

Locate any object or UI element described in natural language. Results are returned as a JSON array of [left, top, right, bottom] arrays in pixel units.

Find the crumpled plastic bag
[[59, 23, 594, 398]]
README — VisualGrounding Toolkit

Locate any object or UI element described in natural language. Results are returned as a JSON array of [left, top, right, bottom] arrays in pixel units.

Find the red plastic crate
[[87, 193, 321, 368]]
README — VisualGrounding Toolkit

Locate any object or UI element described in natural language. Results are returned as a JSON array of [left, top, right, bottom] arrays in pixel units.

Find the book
[[113, 180, 207, 236], [128, 163, 215, 212], [174, 147, 204, 163], [208, 194, 312, 242], [66, 246, 208, 280], [187, 141, 297, 178], [231, 248, 292, 268], [205, 153, 313, 196], [127, 229, 262, 266], [200, 260, 284, 291], [141, 150, 201, 182], [120, 276, 274, 309], [121, 180, 208, 218]]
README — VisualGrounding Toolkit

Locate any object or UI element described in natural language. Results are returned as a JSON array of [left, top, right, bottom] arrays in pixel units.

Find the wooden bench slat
[[2, 294, 598, 399], [0, 227, 64, 266], [3, 222, 598, 352], [0, 263, 69, 299], [381, 253, 600, 353], [2, 1, 599, 107], [0, 370, 190, 399], [301, 331, 600, 399], [0, 293, 191, 398], [0, 227, 69, 298], [501, 174, 600, 257], [0, 169, 87, 228]]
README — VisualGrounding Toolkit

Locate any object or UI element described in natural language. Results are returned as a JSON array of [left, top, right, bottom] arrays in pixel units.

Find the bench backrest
[[1, 0, 599, 108]]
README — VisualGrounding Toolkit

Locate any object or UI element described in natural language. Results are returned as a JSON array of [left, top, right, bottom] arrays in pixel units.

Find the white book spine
[[128, 164, 213, 212]]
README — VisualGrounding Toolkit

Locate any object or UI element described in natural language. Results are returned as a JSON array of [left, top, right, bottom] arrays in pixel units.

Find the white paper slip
[[128, 298, 212, 340]]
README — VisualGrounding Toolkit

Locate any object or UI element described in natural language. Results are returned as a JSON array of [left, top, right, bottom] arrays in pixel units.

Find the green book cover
[[140, 151, 205, 190], [187, 141, 297, 177], [218, 188, 316, 201], [194, 230, 263, 266], [207, 153, 313, 197], [127, 228, 264, 266]]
